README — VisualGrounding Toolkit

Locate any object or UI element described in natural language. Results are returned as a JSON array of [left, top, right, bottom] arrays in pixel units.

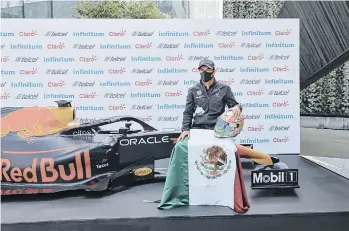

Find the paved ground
[[301, 127, 349, 158]]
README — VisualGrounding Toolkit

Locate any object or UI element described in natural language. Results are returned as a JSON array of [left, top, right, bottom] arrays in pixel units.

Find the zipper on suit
[[202, 85, 210, 126]]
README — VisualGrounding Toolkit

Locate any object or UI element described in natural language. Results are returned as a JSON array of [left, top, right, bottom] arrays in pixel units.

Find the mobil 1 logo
[[251, 169, 299, 189]]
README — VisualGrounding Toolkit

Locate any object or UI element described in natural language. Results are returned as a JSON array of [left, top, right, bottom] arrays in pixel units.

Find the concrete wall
[[302, 156, 349, 179], [301, 116, 349, 130]]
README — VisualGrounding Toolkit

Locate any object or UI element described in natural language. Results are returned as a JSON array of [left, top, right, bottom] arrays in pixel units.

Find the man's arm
[[181, 89, 195, 131], [225, 86, 243, 111]]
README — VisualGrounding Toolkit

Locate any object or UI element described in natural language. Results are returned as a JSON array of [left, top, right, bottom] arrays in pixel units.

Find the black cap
[[198, 59, 215, 69]]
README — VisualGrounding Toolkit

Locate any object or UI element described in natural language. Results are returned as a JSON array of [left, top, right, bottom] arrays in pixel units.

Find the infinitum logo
[[184, 43, 214, 48], [47, 42, 65, 50], [217, 79, 234, 85], [131, 68, 153, 74], [46, 69, 68, 75], [248, 125, 264, 132], [48, 80, 66, 87], [134, 42, 152, 49], [100, 44, 131, 49], [269, 125, 290, 131], [15, 57, 39, 62], [266, 42, 295, 48], [240, 79, 261, 84], [240, 138, 270, 144], [131, 105, 153, 110], [268, 90, 290, 96], [1, 32, 15, 36], [269, 55, 290, 60], [10, 44, 43, 49], [218, 42, 235, 48], [45, 31, 68, 36], [131, 92, 161, 98], [104, 56, 126, 62], [273, 65, 289, 72], [109, 30, 127, 36], [184, 80, 199, 86], [157, 43, 180, 49], [108, 68, 126, 75], [273, 136, 290, 143], [192, 30, 211, 36], [73, 44, 95, 49], [242, 30, 272, 36], [273, 100, 290, 107], [131, 56, 161, 62], [73, 81, 95, 87], [1, 70, 15, 75], [241, 102, 269, 108], [132, 31, 154, 36], [188, 56, 209, 61], [240, 42, 262, 48], [79, 92, 97, 99], [159, 31, 189, 36], [100, 81, 131, 87], [104, 93, 127, 99], [16, 94, 39, 100], [11, 82, 43, 88], [72, 32, 104, 37], [216, 31, 238, 36], [157, 80, 179, 86], [265, 114, 294, 120], [265, 79, 294, 84], [73, 69, 104, 75], [157, 116, 179, 122], [166, 55, 183, 61], [214, 55, 243, 61], [244, 114, 261, 120], [165, 90, 183, 97], [157, 104, 185, 110], [240, 67, 269, 73], [44, 57, 75, 62], [20, 68, 38, 75], [44, 93, 75, 99], [108, 104, 126, 111], [75, 105, 105, 111], [158, 68, 187, 74], [135, 79, 152, 86]]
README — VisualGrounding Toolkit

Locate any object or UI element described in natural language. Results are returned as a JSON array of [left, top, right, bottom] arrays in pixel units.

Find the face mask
[[200, 71, 212, 82]]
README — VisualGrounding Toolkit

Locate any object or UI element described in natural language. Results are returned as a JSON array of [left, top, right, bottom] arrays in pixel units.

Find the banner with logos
[[0, 19, 300, 154]]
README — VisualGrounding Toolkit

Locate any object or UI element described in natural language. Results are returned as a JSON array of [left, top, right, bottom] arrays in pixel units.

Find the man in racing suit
[[177, 59, 277, 167], [177, 59, 242, 141]]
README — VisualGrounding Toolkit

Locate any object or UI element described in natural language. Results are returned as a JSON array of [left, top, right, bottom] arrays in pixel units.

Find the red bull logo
[[1, 107, 75, 139]]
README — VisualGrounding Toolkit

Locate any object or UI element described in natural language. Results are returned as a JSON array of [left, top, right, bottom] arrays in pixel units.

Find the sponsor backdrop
[[0, 19, 300, 154]]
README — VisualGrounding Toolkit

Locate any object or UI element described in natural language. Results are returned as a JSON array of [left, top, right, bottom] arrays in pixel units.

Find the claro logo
[[119, 136, 170, 146], [165, 90, 183, 97], [0, 151, 92, 183]]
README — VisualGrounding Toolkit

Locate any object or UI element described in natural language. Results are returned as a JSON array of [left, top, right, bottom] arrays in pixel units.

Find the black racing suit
[[181, 79, 242, 131]]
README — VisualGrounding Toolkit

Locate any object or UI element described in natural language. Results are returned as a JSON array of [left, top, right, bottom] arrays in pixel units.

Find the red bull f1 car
[[0, 100, 299, 196]]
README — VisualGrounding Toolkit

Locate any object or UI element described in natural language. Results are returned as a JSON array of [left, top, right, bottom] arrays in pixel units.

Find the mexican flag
[[157, 129, 250, 213]]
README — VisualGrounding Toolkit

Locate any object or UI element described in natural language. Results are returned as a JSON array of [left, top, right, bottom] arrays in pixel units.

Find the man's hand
[[231, 105, 242, 120], [176, 130, 190, 142]]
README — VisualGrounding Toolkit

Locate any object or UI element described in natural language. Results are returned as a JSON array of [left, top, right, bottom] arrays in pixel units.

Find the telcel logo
[[241, 42, 262, 48], [79, 92, 97, 99], [48, 81, 66, 87], [15, 57, 39, 62], [72, 81, 95, 87], [45, 31, 68, 36], [247, 89, 264, 96], [157, 43, 180, 49], [104, 56, 126, 62], [73, 44, 95, 49], [131, 68, 153, 74], [165, 90, 183, 97], [188, 56, 209, 61], [216, 31, 238, 36], [135, 79, 152, 86], [166, 55, 183, 61], [135, 42, 152, 49], [47, 42, 65, 50], [16, 94, 39, 100], [104, 93, 127, 99], [269, 90, 290, 96], [46, 69, 68, 75]]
